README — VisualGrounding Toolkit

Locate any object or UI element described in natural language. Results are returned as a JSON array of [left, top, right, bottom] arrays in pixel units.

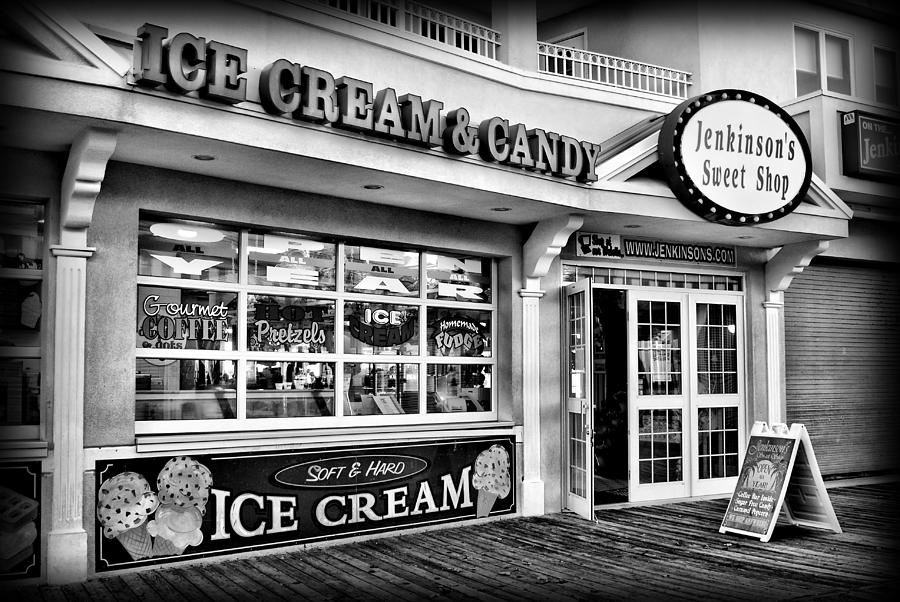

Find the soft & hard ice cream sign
[[95, 437, 515, 571], [658, 90, 812, 226]]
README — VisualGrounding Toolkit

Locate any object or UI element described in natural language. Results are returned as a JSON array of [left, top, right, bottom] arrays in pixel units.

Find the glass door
[[628, 291, 689, 502], [689, 293, 744, 496], [564, 279, 594, 518]]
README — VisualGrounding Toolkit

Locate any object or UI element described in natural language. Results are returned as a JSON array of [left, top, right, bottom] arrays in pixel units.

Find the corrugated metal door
[[784, 259, 900, 476]]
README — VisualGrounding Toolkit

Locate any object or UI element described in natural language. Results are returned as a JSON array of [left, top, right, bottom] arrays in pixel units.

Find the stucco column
[[47, 129, 116, 584], [519, 286, 545, 516], [492, 0, 537, 71]]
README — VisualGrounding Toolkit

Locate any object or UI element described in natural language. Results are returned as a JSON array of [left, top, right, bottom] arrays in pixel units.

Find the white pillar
[[47, 246, 94, 583], [763, 291, 785, 425], [519, 286, 545, 516], [47, 129, 116, 584], [520, 214, 583, 517], [492, 0, 537, 71]]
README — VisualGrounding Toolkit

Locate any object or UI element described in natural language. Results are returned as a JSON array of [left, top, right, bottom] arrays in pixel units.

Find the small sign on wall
[[840, 111, 900, 182], [720, 422, 841, 542]]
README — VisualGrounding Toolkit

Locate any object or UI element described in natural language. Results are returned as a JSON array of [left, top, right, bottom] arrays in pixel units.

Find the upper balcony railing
[[538, 42, 693, 100], [317, 0, 502, 60], [314, 1, 691, 100]]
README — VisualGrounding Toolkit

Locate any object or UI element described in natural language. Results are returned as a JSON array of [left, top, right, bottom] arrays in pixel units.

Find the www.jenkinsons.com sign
[[658, 90, 813, 226], [132, 24, 601, 183]]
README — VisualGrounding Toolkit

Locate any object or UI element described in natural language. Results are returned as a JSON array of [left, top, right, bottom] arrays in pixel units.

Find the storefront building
[[0, 0, 892, 586]]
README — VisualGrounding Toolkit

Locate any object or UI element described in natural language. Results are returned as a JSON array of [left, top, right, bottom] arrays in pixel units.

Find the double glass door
[[565, 280, 744, 517]]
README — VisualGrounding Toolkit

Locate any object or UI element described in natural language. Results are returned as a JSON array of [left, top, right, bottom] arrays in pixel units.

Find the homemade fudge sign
[[720, 422, 841, 542]]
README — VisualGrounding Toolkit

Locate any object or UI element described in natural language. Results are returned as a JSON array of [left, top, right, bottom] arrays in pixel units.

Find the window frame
[[793, 23, 854, 98], [135, 217, 498, 435]]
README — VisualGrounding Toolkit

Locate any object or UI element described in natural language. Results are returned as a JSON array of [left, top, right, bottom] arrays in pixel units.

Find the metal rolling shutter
[[784, 259, 900, 476]]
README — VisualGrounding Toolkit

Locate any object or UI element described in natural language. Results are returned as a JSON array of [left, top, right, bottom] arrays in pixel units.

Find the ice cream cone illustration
[[472, 444, 511, 517], [147, 504, 204, 557], [97, 471, 159, 560], [114, 522, 153, 560], [156, 456, 213, 514]]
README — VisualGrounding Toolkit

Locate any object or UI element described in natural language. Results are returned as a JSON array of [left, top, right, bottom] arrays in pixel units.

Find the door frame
[[562, 279, 594, 519], [562, 265, 747, 509]]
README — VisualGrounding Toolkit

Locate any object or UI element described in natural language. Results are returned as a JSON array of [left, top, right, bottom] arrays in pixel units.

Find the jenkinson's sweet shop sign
[[130, 24, 601, 183], [94, 437, 514, 570], [658, 89, 813, 226]]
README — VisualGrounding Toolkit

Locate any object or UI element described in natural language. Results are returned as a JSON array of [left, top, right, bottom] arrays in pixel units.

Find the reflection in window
[[636, 301, 681, 395], [0, 359, 40, 426], [1, 200, 43, 269], [345, 363, 418, 415], [344, 245, 419, 297], [135, 359, 237, 420], [246, 361, 335, 418], [698, 407, 739, 479], [138, 218, 239, 282], [425, 252, 491, 303], [637, 409, 682, 484], [344, 302, 418, 355], [427, 364, 491, 413], [0, 280, 42, 347], [248, 295, 334, 353], [697, 303, 738, 395], [247, 233, 336, 290]]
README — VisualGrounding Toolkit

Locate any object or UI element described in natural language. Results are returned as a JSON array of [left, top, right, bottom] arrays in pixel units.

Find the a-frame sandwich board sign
[[720, 422, 841, 542]]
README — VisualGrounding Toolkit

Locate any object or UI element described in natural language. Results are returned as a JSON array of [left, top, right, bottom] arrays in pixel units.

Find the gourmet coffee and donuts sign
[[658, 90, 812, 226]]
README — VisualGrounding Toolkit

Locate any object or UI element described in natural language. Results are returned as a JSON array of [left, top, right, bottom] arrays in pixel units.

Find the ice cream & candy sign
[[95, 437, 515, 570], [658, 89, 812, 226]]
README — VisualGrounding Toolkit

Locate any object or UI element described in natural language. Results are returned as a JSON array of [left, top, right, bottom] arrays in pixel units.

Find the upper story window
[[0, 199, 45, 439], [795, 25, 852, 97], [135, 214, 497, 434], [874, 46, 898, 105]]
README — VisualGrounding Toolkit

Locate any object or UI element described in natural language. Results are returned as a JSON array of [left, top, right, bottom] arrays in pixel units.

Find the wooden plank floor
[[5, 481, 898, 601]]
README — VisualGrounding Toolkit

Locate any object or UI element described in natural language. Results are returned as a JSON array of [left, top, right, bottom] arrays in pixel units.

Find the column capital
[[518, 288, 546, 299], [50, 245, 96, 258]]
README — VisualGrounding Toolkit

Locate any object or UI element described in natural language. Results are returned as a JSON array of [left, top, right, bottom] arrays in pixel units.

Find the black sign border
[[658, 89, 813, 227]]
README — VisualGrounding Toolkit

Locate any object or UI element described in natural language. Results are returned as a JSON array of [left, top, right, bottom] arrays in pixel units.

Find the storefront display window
[[135, 214, 496, 432], [135, 359, 237, 420], [138, 219, 239, 282], [0, 200, 44, 433], [247, 232, 336, 290], [246, 360, 335, 417], [248, 295, 334, 353], [344, 245, 419, 297], [344, 302, 418, 355]]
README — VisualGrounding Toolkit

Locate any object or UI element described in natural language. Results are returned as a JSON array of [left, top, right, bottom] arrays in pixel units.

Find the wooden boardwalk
[[5, 481, 898, 601]]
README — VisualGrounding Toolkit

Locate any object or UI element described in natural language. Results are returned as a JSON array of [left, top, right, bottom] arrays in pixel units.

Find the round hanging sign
[[658, 90, 812, 226]]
